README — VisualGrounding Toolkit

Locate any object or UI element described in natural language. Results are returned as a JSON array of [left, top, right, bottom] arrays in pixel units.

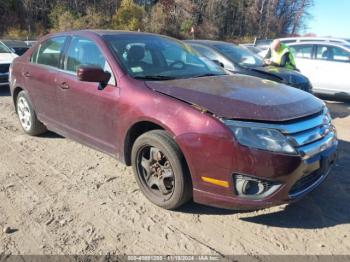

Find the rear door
[[56, 36, 119, 154], [313, 44, 350, 95], [24, 36, 67, 126]]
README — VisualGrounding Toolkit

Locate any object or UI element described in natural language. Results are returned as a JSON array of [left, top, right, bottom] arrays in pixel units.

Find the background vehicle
[[10, 30, 337, 210], [0, 41, 17, 86], [279, 37, 350, 45], [255, 37, 350, 57], [186, 40, 313, 93], [253, 39, 273, 50], [24, 40, 37, 47], [239, 44, 263, 54], [288, 41, 350, 97], [1, 40, 30, 56]]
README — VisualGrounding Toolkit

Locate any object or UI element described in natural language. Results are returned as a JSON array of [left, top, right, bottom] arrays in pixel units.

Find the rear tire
[[16, 90, 47, 136], [131, 130, 192, 209]]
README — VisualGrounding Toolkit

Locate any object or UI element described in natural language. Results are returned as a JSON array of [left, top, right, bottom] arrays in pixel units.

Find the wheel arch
[[12, 86, 25, 113], [123, 120, 166, 166]]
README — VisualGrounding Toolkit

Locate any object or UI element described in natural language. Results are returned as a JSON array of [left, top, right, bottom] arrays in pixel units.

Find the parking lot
[[0, 85, 349, 256]]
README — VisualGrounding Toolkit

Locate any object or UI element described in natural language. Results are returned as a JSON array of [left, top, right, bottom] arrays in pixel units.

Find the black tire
[[16, 90, 47, 136], [131, 130, 192, 209]]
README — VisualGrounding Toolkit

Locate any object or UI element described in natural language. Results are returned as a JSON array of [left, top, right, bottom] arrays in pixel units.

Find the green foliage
[[48, 4, 72, 29], [111, 0, 144, 31], [143, 3, 167, 34], [49, 5, 108, 32], [5, 27, 30, 39], [0, 0, 314, 40], [180, 19, 193, 37]]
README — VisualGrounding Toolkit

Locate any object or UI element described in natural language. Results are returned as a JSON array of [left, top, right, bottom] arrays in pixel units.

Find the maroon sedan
[[9, 30, 338, 210]]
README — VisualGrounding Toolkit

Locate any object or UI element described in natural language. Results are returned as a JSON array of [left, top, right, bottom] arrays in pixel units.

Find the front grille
[[0, 64, 10, 73], [0, 74, 8, 83], [289, 170, 322, 196], [282, 109, 336, 158]]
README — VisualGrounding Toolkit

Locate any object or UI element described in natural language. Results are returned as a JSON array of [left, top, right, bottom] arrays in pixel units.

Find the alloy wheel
[[17, 96, 32, 131], [136, 145, 175, 201]]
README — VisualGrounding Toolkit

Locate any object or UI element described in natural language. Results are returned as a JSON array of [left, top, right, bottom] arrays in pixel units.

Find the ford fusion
[[9, 30, 337, 210]]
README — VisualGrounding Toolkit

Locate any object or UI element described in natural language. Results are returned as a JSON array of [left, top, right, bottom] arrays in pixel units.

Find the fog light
[[234, 174, 281, 199], [238, 179, 264, 195]]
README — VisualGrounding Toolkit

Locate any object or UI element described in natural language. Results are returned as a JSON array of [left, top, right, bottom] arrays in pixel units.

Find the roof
[[279, 36, 350, 44], [48, 29, 166, 38], [287, 41, 350, 50]]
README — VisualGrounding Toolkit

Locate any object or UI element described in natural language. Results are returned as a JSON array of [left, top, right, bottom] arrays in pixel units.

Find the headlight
[[225, 121, 296, 154], [9, 64, 12, 80]]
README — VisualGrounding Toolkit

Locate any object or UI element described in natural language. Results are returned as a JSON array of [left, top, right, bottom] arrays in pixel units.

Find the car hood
[[251, 66, 309, 85], [0, 53, 17, 63], [145, 75, 323, 122]]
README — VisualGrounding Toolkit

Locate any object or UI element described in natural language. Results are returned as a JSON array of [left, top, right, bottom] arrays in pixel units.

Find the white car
[[256, 37, 350, 58], [279, 37, 350, 45], [288, 42, 350, 97], [0, 42, 17, 86]]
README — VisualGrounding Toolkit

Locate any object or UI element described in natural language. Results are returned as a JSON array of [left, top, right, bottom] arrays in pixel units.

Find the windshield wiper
[[134, 75, 176, 81]]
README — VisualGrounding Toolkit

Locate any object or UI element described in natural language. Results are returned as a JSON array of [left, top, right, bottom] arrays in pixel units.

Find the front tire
[[16, 90, 47, 136], [131, 130, 192, 209]]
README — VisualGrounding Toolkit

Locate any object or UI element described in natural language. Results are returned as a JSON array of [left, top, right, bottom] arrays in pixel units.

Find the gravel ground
[[0, 86, 349, 256]]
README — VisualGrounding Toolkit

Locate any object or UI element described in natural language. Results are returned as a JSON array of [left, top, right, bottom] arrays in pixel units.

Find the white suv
[[0, 42, 17, 86], [288, 41, 350, 97]]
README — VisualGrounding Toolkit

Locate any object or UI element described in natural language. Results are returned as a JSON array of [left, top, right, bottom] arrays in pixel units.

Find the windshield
[[213, 43, 264, 68], [104, 34, 226, 80], [0, 42, 11, 53]]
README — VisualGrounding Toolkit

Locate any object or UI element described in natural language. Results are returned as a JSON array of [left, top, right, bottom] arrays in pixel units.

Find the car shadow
[[322, 96, 350, 120], [177, 201, 239, 215], [240, 139, 350, 229], [0, 85, 11, 96], [38, 131, 64, 139]]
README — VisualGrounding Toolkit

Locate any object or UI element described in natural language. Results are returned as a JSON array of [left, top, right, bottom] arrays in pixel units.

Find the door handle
[[59, 82, 70, 90], [23, 72, 31, 78]]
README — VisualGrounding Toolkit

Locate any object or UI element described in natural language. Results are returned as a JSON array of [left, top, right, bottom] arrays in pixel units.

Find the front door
[[55, 36, 119, 155]]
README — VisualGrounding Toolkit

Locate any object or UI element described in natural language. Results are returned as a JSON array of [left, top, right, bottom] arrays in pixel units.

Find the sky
[[306, 0, 350, 38]]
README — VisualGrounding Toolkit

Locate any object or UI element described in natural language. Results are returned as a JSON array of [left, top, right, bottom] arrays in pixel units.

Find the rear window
[[31, 37, 66, 68]]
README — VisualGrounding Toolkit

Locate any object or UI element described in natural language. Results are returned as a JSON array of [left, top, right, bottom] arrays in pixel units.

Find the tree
[[0, 0, 314, 41], [111, 0, 144, 31], [143, 3, 167, 34]]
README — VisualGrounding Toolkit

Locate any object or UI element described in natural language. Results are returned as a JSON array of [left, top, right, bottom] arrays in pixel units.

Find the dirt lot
[[0, 86, 349, 256]]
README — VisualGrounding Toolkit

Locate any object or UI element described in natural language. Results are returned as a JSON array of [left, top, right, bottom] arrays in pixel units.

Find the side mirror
[[77, 66, 111, 84], [212, 59, 224, 68]]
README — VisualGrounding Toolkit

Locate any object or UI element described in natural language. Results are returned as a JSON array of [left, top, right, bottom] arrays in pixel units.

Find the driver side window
[[64, 36, 116, 85]]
